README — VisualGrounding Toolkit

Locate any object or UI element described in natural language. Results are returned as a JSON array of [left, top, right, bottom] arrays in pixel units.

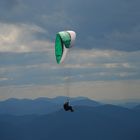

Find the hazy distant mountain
[[133, 104, 140, 111], [0, 98, 60, 115], [71, 98, 101, 106], [93, 104, 140, 122], [102, 99, 140, 108], [0, 105, 140, 140], [0, 96, 101, 115], [119, 102, 140, 108]]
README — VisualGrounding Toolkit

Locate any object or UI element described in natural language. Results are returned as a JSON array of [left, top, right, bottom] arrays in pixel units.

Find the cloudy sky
[[0, 0, 140, 100]]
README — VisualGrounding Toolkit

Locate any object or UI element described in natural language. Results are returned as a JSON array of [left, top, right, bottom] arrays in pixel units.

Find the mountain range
[[0, 96, 140, 140], [0, 96, 101, 115]]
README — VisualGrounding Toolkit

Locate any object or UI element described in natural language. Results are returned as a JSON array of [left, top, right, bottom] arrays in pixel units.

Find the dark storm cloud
[[0, 52, 50, 66], [63, 0, 140, 51], [0, 0, 20, 9], [0, 0, 140, 51]]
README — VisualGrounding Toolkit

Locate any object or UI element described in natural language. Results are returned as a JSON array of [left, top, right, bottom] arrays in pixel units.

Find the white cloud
[[0, 23, 54, 53], [66, 49, 139, 68], [0, 44, 140, 89], [0, 77, 9, 81], [119, 72, 137, 78], [104, 63, 131, 69], [0, 80, 140, 100]]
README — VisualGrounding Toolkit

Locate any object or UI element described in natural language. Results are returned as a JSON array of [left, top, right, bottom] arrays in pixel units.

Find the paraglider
[[55, 30, 76, 64], [54, 30, 76, 112]]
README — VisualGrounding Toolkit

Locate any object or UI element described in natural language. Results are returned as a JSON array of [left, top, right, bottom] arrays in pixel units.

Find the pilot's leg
[[69, 106, 74, 112]]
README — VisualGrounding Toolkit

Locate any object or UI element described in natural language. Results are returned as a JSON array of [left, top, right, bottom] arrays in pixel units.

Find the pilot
[[63, 101, 74, 112]]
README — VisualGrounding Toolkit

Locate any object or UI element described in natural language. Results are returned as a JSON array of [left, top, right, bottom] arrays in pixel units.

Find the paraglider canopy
[[55, 30, 76, 64]]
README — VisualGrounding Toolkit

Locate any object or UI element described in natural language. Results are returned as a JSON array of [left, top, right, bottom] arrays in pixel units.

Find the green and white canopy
[[55, 30, 76, 64]]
